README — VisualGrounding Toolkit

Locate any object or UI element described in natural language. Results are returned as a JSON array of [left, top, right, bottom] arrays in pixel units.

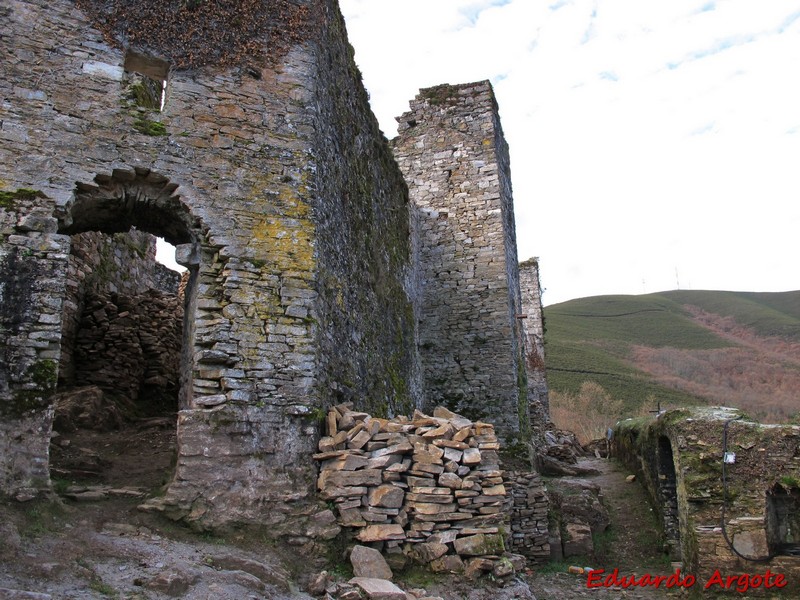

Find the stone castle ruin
[[0, 0, 549, 542]]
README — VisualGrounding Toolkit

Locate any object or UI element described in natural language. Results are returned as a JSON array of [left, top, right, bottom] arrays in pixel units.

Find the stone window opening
[[766, 482, 800, 556], [124, 50, 169, 111], [49, 168, 200, 497], [657, 436, 682, 559]]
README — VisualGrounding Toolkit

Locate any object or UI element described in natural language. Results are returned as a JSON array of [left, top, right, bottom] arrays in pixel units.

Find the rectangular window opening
[[124, 50, 170, 112]]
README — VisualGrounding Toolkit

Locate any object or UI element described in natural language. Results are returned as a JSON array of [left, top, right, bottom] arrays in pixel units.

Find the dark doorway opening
[[657, 436, 682, 560], [766, 482, 800, 556]]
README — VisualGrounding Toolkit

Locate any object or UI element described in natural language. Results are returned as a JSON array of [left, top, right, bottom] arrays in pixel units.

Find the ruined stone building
[[614, 407, 800, 588], [0, 0, 548, 533]]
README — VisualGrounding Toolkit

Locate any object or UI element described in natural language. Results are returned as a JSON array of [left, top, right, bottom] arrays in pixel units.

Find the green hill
[[543, 290, 800, 421]]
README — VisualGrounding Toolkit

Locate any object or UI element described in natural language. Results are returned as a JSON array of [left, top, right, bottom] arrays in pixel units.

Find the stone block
[[562, 522, 593, 558], [369, 484, 405, 509], [355, 524, 406, 543], [453, 533, 505, 556], [350, 545, 393, 580], [349, 577, 407, 600]]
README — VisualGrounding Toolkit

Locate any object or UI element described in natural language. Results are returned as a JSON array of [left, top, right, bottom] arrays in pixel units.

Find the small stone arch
[[58, 166, 197, 246]]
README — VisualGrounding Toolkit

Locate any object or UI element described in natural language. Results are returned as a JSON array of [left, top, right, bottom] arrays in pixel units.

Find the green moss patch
[[421, 84, 462, 106], [5, 360, 58, 418], [0, 188, 48, 210], [133, 117, 168, 136]]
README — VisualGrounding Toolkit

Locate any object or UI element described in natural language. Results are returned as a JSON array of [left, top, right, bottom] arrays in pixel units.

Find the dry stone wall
[[59, 229, 180, 388], [392, 82, 529, 442], [71, 290, 182, 410], [504, 470, 550, 564]]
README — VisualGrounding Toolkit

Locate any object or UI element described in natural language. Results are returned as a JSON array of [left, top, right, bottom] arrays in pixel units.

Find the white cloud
[[340, 0, 800, 305]]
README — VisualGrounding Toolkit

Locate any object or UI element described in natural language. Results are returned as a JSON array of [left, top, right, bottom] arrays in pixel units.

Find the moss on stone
[[780, 475, 800, 488], [0, 188, 48, 209], [127, 80, 162, 110], [5, 360, 58, 418], [133, 116, 168, 136], [516, 356, 530, 438], [421, 84, 462, 107]]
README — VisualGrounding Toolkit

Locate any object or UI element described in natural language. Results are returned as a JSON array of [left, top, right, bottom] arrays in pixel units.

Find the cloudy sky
[[338, 0, 800, 305]]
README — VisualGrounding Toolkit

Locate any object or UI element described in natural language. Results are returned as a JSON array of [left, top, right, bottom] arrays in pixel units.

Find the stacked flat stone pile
[[315, 405, 526, 578], [504, 471, 550, 564]]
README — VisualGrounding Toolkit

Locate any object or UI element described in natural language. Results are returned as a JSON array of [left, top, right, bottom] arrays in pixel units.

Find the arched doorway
[[50, 167, 201, 497]]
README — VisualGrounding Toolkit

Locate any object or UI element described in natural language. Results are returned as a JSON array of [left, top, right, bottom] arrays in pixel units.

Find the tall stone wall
[[392, 82, 528, 443], [0, 0, 418, 531], [0, 191, 67, 501], [519, 258, 549, 450]]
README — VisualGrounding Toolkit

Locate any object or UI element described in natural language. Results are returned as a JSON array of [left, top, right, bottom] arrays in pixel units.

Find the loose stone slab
[[355, 524, 406, 542], [453, 533, 505, 556], [349, 577, 407, 600], [368, 484, 405, 508], [350, 545, 393, 580]]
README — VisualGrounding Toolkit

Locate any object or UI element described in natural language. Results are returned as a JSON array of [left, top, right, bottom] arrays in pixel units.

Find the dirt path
[[526, 458, 680, 599], [7, 430, 770, 599]]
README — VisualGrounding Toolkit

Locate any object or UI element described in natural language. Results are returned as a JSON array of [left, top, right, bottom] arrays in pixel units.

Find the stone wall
[[613, 407, 800, 591], [0, 0, 418, 531], [72, 290, 182, 411], [392, 82, 529, 443], [505, 470, 550, 564], [0, 0, 549, 538], [315, 405, 536, 577], [0, 191, 67, 501], [59, 229, 180, 387], [519, 257, 549, 451]]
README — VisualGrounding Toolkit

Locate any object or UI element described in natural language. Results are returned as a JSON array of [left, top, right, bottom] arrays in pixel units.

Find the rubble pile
[[314, 405, 526, 579]]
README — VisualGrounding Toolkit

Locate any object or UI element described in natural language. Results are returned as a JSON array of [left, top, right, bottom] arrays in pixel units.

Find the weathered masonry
[[393, 82, 533, 445], [0, 0, 547, 531], [614, 407, 800, 589]]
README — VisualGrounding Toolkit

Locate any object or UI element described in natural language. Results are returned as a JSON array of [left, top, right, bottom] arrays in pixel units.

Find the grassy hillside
[[544, 290, 800, 433]]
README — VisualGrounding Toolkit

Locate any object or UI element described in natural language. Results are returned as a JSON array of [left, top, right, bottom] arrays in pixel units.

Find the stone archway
[[51, 167, 203, 495]]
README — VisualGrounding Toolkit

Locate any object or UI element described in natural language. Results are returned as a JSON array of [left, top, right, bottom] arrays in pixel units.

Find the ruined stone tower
[[392, 82, 530, 443], [519, 257, 550, 447], [0, 1, 548, 531]]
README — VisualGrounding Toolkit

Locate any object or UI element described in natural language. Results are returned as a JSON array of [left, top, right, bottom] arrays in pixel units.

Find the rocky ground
[[0, 421, 773, 599]]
